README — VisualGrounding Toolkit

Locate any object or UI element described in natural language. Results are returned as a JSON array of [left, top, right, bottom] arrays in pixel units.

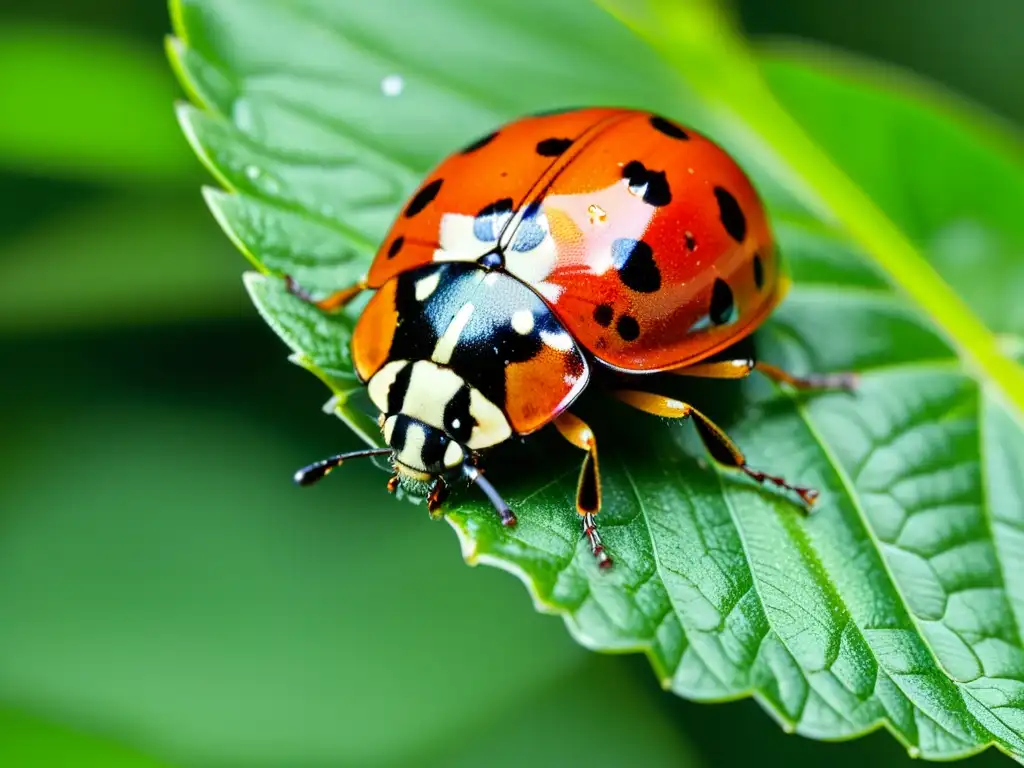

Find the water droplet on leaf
[[381, 74, 404, 97]]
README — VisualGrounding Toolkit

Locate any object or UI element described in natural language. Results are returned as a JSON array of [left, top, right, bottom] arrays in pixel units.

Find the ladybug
[[289, 107, 854, 569]]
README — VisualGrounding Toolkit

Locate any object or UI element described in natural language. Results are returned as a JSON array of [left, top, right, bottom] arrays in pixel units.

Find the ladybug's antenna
[[463, 464, 517, 527], [294, 448, 392, 487]]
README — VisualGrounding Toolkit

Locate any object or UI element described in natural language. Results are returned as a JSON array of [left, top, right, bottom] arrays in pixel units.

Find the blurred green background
[[0, 1, 1020, 766]]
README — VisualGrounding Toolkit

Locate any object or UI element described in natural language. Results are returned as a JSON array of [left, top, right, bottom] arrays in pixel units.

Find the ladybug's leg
[[553, 412, 612, 569], [463, 465, 517, 527], [613, 390, 820, 509], [672, 359, 856, 391], [285, 276, 369, 312]]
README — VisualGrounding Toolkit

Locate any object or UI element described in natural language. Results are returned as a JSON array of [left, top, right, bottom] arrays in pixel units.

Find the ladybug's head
[[292, 359, 516, 523], [382, 413, 466, 485]]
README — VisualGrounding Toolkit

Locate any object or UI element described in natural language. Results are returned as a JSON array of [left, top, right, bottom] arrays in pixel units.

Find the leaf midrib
[[790, 388, 1010, 753]]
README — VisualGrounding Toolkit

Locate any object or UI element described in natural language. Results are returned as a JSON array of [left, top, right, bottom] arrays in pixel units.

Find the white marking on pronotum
[[467, 389, 512, 448], [511, 309, 534, 335], [367, 360, 408, 414], [540, 329, 574, 352], [382, 415, 397, 444], [402, 361, 463, 425], [414, 271, 441, 301], [432, 302, 475, 364]]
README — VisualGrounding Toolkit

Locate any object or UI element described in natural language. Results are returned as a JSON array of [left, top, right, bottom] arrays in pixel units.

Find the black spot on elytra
[[473, 198, 514, 241], [622, 161, 671, 207], [387, 236, 404, 259], [616, 315, 640, 341], [649, 115, 689, 140], [713, 186, 746, 242], [684, 232, 696, 251], [753, 253, 764, 290], [593, 304, 613, 327], [443, 385, 476, 443], [462, 131, 498, 154], [611, 238, 660, 293], [710, 278, 735, 325], [536, 137, 572, 156], [404, 178, 443, 218]]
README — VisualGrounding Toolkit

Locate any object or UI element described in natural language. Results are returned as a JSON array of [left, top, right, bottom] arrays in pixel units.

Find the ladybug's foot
[[672, 359, 858, 393], [756, 363, 858, 392], [284, 275, 315, 302], [741, 465, 819, 510], [582, 513, 613, 569], [285, 277, 368, 313], [427, 478, 449, 518]]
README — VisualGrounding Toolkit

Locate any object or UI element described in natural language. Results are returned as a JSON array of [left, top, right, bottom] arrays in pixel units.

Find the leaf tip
[[241, 270, 268, 297], [173, 99, 199, 129], [321, 393, 345, 415], [164, 34, 185, 63], [200, 184, 229, 208], [173, 101, 207, 158]]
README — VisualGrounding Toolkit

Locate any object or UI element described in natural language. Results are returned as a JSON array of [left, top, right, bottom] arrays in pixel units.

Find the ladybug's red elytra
[[290, 107, 855, 569]]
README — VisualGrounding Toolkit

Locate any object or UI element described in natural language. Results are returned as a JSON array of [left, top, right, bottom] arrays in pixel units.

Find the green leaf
[[0, 24, 198, 184], [0, 707, 175, 768], [169, 0, 1024, 761]]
